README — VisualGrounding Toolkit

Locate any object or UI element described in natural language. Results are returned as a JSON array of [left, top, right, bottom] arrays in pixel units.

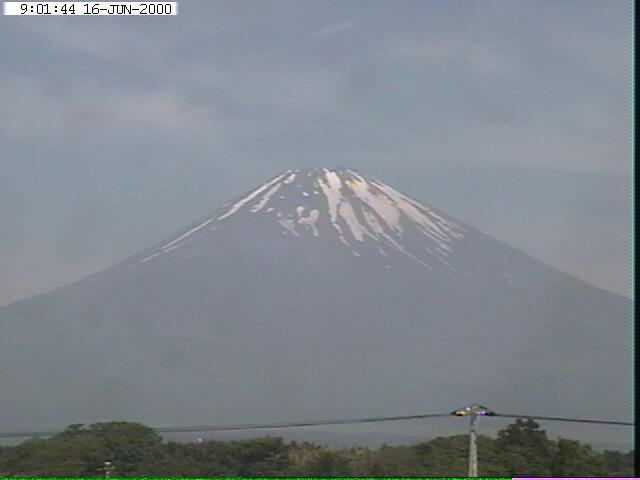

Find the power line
[[0, 409, 631, 439], [453, 404, 633, 478], [0, 412, 450, 439], [494, 413, 633, 426], [154, 412, 450, 433], [0, 429, 62, 439]]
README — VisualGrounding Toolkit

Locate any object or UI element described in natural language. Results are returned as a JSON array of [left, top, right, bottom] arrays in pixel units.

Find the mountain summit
[[125, 167, 553, 290], [0, 168, 631, 445], [133, 167, 467, 272]]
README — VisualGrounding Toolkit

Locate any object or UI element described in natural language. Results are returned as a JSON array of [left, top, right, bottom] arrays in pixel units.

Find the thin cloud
[[0, 75, 219, 144], [381, 38, 523, 77], [317, 19, 358, 36]]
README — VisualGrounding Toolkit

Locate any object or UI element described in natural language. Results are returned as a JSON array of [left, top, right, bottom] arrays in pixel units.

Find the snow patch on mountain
[[218, 173, 286, 220], [137, 168, 469, 271]]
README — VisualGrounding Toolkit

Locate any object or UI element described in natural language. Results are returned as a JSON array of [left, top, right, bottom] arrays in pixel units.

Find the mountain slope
[[0, 167, 631, 444]]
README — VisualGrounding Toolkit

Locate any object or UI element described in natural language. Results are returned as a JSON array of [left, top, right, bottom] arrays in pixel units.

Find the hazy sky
[[0, 0, 631, 305]]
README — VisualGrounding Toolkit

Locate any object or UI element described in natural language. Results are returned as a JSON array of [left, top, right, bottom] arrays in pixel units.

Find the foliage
[[550, 438, 605, 477], [0, 419, 634, 477], [494, 418, 555, 476]]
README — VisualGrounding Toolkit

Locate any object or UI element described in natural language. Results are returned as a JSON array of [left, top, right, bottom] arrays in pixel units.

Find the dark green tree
[[0, 435, 104, 476], [495, 418, 554, 476], [72, 421, 163, 476], [550, 438, 605, 477], [602, 449, 634, 476], [298, 448, 350, 476], [415, 434, 470, 476], [0, 419, 632, 477]]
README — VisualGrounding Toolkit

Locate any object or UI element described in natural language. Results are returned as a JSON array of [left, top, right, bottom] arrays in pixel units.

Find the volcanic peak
[[138, 168, 468, 270]]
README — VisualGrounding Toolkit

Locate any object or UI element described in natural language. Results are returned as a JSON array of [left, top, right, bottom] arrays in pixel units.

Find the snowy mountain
[[0, 168, 631, 445], [133, 168, 467, 272]]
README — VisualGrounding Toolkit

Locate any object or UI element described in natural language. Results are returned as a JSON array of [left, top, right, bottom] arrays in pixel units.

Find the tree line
[[0, 418, 633, 476]]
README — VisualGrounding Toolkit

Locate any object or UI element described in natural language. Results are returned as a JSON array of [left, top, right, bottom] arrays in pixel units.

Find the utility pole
[[102, 461, 113, 478], [468, 411, 479, 476], [451, 403, 496, 477]]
